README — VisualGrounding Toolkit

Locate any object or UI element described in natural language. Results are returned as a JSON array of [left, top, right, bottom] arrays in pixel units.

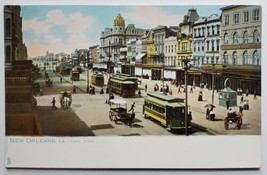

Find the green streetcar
[[143, 92, 191, 131]]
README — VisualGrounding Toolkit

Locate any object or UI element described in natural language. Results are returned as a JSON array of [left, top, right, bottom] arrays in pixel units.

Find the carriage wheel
[[224, 119, 229, 130], [114, 117, 118, 124], [109, 111, 113, 121]]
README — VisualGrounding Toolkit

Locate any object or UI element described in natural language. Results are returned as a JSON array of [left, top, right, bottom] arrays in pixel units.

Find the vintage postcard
[[3, 1, 262, 169]]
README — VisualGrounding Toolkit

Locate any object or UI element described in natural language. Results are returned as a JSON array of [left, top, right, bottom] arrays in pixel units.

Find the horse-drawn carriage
[[224, 110, 243, 130], [59, 90, 72, 109], [109, 99, 135, 127]]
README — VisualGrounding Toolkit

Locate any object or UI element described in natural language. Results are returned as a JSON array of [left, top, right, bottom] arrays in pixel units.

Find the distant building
[[100, 14, 146, 64]]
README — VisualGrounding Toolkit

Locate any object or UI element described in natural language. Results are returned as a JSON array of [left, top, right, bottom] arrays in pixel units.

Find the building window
[[243, 31, 249, 43], [211, 40, 214, 51], [212, 26, 215, 35], [224, 33, 229, 44], [216, 39, 220, 51], [207, 40, 210, 51], [243, 51, 248, 64], [223, 52, 228, 65], [198, 41, 200, 51], [182, 42, 188, 51], [253, 30, 260, 43], [198, 28, 201, 36], [233, 32, 238, 44], [232, 51, 238, 65], [234, 13, 240, 24], [211, 56, 214, 64], [207, 26, 210, 35], [253, 8, 260, 21], [201, 57, 204, 65], [243, 11, 249, 23], [202, 27, 205, 36], [216, 25, 220, 35], [5, 18, 11, 36], [5, 45, 11, 62], [194, 29, 197, 37], [253, 50, 260, 65], [224, 15, 229, 25], [206, 57, 209, 64], [202, 41, 204, 51]]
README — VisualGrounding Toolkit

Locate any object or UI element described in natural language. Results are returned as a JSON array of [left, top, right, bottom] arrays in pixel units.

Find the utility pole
[[160, 53, 165, 89], [87, 50, 89, 93], [108, 40, 111, 97], [182, 57, 191, 136], [212, 52, 215, 104]]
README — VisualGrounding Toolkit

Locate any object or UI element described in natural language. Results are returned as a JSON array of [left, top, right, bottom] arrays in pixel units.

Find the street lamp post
[[87, 50, 90, 93], [108, 40, 112, 97], [212, 63, 215, 104], [160, 53, 165, 89], [182, 57, 191, 136]]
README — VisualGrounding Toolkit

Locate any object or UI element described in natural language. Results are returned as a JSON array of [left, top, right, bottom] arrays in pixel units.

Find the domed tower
[[113, 13, 125, 33]]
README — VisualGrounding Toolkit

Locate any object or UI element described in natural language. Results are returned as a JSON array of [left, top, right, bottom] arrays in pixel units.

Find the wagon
[[109, 99, 135, 127], [59, 90, 72, 109]]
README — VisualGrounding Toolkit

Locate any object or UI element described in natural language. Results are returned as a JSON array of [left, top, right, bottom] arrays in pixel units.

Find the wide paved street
[[34, 69, 261, 136]]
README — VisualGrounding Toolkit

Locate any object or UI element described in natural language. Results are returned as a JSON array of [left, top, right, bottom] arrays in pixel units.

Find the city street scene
[[5, 5, 261, 137]]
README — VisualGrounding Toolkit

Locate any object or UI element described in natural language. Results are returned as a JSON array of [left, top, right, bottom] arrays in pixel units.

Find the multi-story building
[[220, 5, 261, 94], [4, 5, 27, 70], [164, 36, 177, 79], [193, 14, 221, 67], [5, 6, 42, 136], [100, 14, 145, 65], [177, 8, 199, 83]]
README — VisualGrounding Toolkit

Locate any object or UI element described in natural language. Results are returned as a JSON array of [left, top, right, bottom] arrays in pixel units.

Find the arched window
[[253, 50, 260, 65], [233, 32, 238, 44], [5, 18, 11, 36], [223, 51, 228, 65], [253, 30, 260, 43], [243, 51, 248, 64], [224, 33, 228, 44], [232, 51, 238, 65], [243, 31, 248, 43], [5, 45, 11, 62]]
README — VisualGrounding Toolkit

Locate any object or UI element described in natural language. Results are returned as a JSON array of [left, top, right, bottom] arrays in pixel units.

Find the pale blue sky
[[21, 5, 224, 58]]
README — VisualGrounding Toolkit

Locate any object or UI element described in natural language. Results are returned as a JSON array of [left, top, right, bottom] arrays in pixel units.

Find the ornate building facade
[[220, 5, 261, 94], [100, 14, 146, 65]]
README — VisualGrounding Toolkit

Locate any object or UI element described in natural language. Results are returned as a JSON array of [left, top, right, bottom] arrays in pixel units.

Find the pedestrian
[[128, 102, 135, 113], [206, 108, 210, 119], [187, 111, 192, 124], [253, 91, 257, 100], [51, 97, 57, 110], [178, 86, 181, 93], [73, 86, 76, 94], [190, 86, 193, 93], [246, 89, 249, 97], [226, 99, 230, 110], [100, 88, 104, 94], [240, 95, 244, 104], [40, 87, 43, 96], [138, 90, 142, 97], [145, 84, 148, 92], [198, 91, 203, 101]]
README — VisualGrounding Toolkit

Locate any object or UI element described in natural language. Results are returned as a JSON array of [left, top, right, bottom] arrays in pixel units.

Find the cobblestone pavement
[[34, 69, 261, 136]]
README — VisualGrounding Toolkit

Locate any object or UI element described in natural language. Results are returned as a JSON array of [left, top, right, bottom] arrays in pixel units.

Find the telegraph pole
[[87, 50, 89, 93], [182, 57, 190, 136]]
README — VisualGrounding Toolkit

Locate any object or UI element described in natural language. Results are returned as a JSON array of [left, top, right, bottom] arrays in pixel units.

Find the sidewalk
[[137, 78, 261, 135]]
